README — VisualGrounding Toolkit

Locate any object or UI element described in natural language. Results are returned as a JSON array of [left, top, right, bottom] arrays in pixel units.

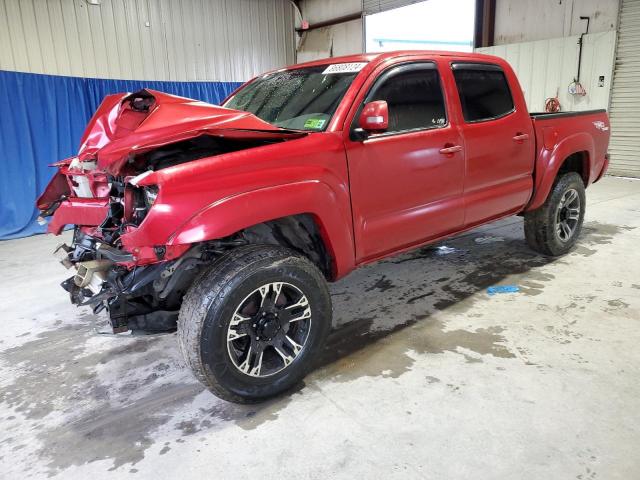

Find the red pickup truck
[[37, 51, 610, 402]]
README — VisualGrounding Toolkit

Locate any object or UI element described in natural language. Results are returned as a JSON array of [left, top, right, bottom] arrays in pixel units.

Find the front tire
[[524, 172, 586, 256], [178, 245, 331, 403]]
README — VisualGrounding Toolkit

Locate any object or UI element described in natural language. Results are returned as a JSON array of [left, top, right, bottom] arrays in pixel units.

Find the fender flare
[[167, 180, 355, 279], [526, 132, 594, 211]]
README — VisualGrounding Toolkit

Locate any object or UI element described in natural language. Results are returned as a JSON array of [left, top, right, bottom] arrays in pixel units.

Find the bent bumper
[[53, 231, 204, 333], [47, 198, 110, 235]]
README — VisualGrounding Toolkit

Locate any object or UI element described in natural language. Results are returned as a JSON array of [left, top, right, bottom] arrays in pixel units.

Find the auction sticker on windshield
[[322, 63, 367, 74], [304, 118, 326, 129]]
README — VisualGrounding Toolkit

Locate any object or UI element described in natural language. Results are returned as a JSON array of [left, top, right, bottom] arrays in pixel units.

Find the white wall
[[300, 0, 362, 22], [0, 0, 296, 82], [478, 31, 617, 112], [297, 19, 363, 63], [494, 0, 619, 45], [297, 0, 363, 62]]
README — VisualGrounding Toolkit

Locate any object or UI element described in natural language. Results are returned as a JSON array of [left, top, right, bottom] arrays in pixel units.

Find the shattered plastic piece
[[487, 285, 520, 295]]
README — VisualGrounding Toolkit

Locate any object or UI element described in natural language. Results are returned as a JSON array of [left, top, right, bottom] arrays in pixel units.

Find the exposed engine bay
[[35, 89, 311, 333]]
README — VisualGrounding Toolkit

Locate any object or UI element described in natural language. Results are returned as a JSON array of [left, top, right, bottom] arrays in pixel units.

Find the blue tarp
[[0, 70, 241, 240]]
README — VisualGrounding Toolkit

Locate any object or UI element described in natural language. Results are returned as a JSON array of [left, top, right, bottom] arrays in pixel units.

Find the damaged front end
[[42, 165, 226, 333], [36, 88, 305, 333], [53, 232, 225, 333]]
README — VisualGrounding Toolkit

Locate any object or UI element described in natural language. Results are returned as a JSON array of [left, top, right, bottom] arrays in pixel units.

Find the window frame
[[350, 61, 449, 140], [450, 62, 516, 124]]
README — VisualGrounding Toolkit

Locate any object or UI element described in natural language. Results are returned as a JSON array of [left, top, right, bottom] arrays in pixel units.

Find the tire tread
[[177, 245, 329, 403], [523, 172, 585, 256]]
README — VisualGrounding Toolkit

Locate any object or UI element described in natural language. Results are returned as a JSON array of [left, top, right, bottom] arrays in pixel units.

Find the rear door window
[[452, 64, 514, 122]]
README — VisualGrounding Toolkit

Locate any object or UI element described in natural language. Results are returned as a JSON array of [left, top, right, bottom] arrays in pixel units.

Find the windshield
[[223, 65, 362, 131]]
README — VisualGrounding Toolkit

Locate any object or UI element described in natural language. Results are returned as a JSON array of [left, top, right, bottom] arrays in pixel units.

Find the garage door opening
[[365, 0, 476, 53]]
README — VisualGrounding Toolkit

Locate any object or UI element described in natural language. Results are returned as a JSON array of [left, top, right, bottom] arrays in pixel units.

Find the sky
[[365, 0, 476, 53]]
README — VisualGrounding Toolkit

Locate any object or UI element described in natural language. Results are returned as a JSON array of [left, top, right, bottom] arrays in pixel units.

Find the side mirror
[[358, 100, 388, 132]]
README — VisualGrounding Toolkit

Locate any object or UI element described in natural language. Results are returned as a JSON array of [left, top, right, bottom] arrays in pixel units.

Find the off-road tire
[[524, 172, 586, 256], [178, 245, 331, 403]]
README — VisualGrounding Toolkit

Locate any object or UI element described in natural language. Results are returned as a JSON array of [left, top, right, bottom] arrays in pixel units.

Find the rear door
[[344, 60, 465, 262], [450, 63, 534, 226]]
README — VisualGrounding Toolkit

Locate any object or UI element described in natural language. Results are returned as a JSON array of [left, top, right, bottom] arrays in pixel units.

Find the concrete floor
[[1, 176, 639, 479]]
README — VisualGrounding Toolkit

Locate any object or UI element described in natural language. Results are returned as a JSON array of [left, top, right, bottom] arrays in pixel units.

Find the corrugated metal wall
[[608, 0, 640, 177], [494, 0, 619, 45], [0, 0, 296, 82], [0, 0, 297, 239], [363, 0, 426, 15], [477, 31, 617, 112]]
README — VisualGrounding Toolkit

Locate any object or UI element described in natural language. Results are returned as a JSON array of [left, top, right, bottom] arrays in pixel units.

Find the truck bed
[[526, 108, 610, 212], [529, 108, 607, 120]]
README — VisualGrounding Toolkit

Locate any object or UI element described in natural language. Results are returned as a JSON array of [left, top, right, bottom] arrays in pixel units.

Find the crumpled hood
[[77, 89, 306, 175]]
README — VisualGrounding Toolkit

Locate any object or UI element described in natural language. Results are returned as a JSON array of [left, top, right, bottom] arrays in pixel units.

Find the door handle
[[439, 145, 463, 155], [513, 133, 529, 143]]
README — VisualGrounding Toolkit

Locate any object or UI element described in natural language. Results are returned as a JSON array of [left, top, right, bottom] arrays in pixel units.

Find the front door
[[344, 61, 465, 262]]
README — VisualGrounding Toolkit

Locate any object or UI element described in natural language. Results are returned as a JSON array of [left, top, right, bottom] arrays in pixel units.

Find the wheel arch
[[526, 132, 594, 212], [557, 151, 590, 186], [239, 214, 335, 280], [167, 181, 355, 280]]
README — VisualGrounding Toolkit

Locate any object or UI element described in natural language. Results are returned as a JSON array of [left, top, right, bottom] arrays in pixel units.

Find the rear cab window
[[451, 63, 514, 122]]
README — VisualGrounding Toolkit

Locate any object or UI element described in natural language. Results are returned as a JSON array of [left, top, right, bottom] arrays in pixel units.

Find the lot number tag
[[322, 63, 367, 74]]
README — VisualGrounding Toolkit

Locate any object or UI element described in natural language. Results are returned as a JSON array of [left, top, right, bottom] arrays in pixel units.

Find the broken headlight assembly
[[130, 185, 158, 225], [142, 185, 159, 209]]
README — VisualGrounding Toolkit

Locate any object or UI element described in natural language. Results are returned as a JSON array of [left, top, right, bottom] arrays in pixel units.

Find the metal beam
[[295, 12, 362, 32], [474, 0, 496, 48]]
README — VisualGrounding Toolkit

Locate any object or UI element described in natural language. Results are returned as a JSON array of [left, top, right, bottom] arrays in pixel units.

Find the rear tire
[[524, 172, 586, 256], [178, 245, 331, 403]]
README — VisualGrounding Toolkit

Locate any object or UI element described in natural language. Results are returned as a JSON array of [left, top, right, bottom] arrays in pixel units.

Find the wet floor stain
[[0, 219, 635, 475], [573, 245, 598, 257], [580, 221, 636, 246], [406, 291, 435, 304], [318, 316, 515, 382], [0, 324, 200, 472], [605, 299, 630, 312], [342, 235, 558, 323], [365, 275, 396, 292], [0, 319, 304, 475]]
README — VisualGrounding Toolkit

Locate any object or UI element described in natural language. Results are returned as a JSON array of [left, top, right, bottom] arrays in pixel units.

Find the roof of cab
[[290, 50, 499, 70]]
